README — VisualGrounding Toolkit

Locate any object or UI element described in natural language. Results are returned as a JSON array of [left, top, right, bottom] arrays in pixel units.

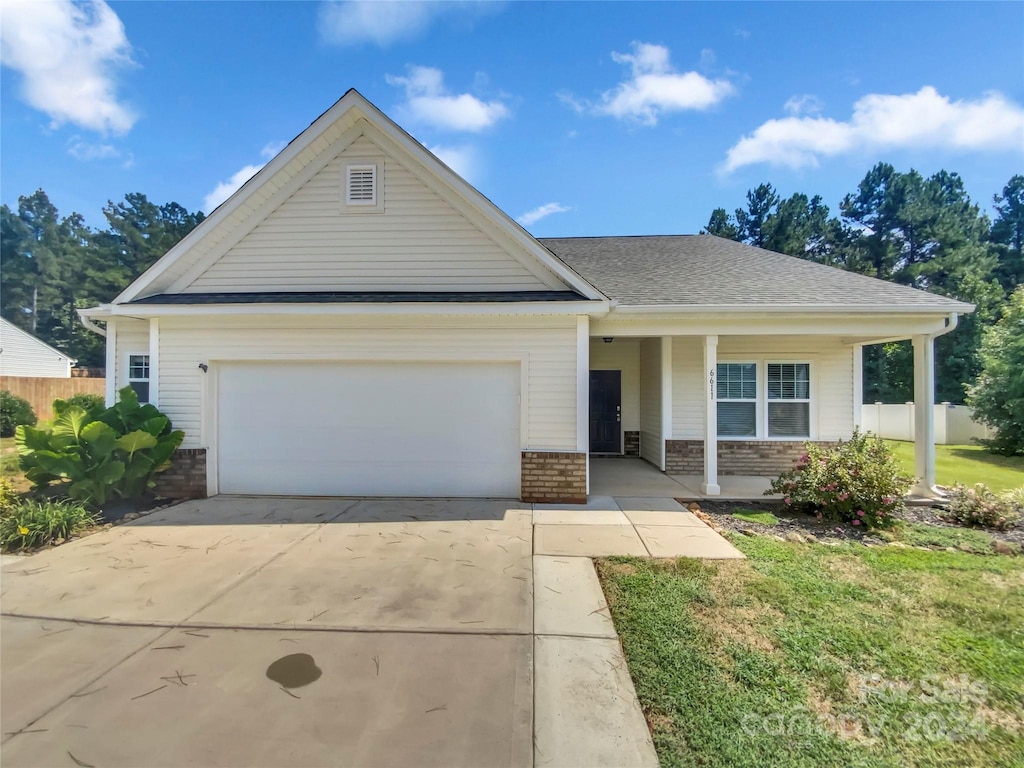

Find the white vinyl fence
[[860, 402, 994, 445]]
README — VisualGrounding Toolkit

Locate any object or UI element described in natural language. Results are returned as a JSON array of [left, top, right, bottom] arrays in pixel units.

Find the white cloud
[[386, 66, 509, 132], [0, 0, 136, 134], [202, 140, 285, 212], [429, 144, 478, 182], [516, 202, 572, 227], [723, 86, 1024, 172], [317, 1, 500, 47], [783, 94, 823, 116], [67, 136, 120, 161], [566, 42, 734, 126]]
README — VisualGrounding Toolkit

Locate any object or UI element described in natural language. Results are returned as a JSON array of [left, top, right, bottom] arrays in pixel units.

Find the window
[[128, 354, 150, 403], [716, 361, 812, 439], [345, 164, 376, 205], [767, 363, 810, 437], [717, 363, 757, 437]]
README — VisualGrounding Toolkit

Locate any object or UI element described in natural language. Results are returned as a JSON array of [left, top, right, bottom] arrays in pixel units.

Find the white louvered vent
[[346, 164, 376, 205]]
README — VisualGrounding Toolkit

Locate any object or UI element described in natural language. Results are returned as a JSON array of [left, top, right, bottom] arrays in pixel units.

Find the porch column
[[702, 335, 720, 495], [577, 315, 590, 494], [149, 318, 160, 409], [911, 333, 937, 496], [660, 336, 672, 471], [105, 319, 117, 407]]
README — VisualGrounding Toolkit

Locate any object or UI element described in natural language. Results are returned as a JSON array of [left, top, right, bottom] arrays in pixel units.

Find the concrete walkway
[[590, 457, 779, 500]]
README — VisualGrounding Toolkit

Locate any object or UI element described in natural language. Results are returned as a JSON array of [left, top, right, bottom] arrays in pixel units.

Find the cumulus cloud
[[564, 42, 734, 126], [516, 202, 572, 227], [318, 1, 500, 47], [723, 86, 1024, 172], [0, 0, 136, 134], [386, 66, 509, 132], [202, 142, 285, 213]]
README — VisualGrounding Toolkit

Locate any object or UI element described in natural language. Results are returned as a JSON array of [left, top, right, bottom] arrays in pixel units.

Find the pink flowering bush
[[766, 430, 909, 529], [944, 484, 1021, 531]]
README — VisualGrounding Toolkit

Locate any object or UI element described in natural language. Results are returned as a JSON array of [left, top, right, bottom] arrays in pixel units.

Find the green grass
[[891, 522, 998, 554], [732, 509, 780, 526], [597, 540, 1024, 768], [884, 440, 1024, 492]]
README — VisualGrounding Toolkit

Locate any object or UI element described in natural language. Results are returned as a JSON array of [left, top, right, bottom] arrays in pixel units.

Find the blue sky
[[2, 1, 1022, 237]]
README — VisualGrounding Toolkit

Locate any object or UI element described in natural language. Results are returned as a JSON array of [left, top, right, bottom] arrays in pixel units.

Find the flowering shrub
[[944, 484, 1022, 531], [766, 430, 909, 529]]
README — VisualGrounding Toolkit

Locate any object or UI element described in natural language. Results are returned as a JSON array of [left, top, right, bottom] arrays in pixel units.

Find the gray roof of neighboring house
[[540, 235, 973, 312]]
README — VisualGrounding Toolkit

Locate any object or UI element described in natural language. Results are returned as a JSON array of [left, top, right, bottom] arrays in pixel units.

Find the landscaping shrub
[[15, 386, 184, 506], [766, 430, 909, 529], [0, 479, 17, 514], [0, 497, 97, 552], [944, 483, 1022, 531], [0, 391, 36, 437], [62, 393, 106, 418]]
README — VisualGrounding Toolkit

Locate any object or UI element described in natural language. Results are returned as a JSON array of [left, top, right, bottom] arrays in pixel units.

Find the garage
[[215, 361, 522, 497]]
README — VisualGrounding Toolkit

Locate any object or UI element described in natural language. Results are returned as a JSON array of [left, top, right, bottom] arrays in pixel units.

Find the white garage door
[[216, 361, 521, 497]]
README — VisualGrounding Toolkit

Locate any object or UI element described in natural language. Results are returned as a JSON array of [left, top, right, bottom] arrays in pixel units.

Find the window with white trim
[[128, 354, 150, 404], [767, 363, 810, 437], [345, 164, 376, 205], [717, 362, 757, 437], [716, 361, 812, 439]]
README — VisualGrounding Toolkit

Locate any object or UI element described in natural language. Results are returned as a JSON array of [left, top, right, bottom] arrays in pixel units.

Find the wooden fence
[[1, 376, 106, 422]]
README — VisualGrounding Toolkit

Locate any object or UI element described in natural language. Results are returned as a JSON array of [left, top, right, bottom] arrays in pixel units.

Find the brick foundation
[[521, 451, 587, 503], [152, 448, 208, 499], [624, 431, 640, 457], [665, 440, 840, 476]]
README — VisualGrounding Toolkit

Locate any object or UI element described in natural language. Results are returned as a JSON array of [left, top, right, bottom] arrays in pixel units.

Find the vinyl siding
[[114, 318, 150, 391], [589, 338, 640, 434], [0, 319, 72, 378], [672, 335, 854, 441], [156, 315, 578, 450], [184, 134, 552, 293], [639, 338, 662, 465]]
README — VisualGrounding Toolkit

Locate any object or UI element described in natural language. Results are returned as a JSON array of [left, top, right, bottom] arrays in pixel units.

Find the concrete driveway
[[1, 496, 660, 768]]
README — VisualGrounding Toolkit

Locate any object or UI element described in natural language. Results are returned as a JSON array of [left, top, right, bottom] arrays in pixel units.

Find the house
[[0, 317, 75, 378], [79, 90, 972, 503]]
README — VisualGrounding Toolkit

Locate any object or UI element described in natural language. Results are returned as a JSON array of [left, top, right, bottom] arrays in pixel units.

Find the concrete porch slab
[[588, 458, 687, 498], [534, 525, 648, 557], [533, 556, 616, 639], [634, 524, 745, 559], [671, 475, 780, 500], [533, 508, 631, 526], [1, 628, 534, 768], [534, 635, 658, 768]]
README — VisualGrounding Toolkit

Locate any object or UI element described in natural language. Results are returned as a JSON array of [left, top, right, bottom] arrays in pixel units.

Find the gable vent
[[346, 164, 376, 205]]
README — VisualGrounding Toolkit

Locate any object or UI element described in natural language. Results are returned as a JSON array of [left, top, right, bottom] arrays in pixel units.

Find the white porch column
[[149, 318, 160, 409], [852, 343, 863, 430], [660, 336, 672, 472], [577, 315, 590, 494], [702, 335, 720, 495], [911, 333, 937, 496], [105, 319, 117, 406]]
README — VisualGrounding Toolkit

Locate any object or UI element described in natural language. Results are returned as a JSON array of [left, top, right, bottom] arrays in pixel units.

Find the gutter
[[76, 308, 107, 336]]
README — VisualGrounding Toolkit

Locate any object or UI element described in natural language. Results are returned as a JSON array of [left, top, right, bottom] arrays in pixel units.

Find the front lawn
[[597, 540, 1024, 768], [884, 440, 1024, 492]]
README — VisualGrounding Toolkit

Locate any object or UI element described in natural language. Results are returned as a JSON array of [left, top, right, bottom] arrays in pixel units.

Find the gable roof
[[114, 90, 605, 305], [0, 316, 76, 369], [541, 235, 973, 314]]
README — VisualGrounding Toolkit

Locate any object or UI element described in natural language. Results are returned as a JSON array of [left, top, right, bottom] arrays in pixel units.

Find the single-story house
[[80, 90, 972, 503], [0, 317, 76, 378]]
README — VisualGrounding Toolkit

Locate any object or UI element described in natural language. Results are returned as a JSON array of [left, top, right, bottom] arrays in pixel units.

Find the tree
[[702, 208, 739, 240], [990, 175, 1024, 291], [967, 286, 1024, 455], [734, 183, 779, 248]]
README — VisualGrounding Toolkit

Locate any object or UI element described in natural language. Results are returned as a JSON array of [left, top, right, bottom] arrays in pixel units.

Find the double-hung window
[[716, 361, 811, 439], [128, 354, 150, 404]]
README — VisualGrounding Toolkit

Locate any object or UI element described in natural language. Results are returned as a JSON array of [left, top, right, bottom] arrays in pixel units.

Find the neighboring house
[[80, 90, 972, 503], [0, 317, 75, 377]]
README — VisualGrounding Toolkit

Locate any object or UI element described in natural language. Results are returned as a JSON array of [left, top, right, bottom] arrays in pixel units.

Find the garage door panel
[[217, 362, 521, 497]]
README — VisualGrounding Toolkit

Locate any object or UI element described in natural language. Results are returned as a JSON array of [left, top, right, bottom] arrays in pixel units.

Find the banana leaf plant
[[15, 387, 184, 506]]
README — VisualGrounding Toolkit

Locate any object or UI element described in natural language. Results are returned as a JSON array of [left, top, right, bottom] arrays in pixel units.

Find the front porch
[[589, 457, 779, 500]]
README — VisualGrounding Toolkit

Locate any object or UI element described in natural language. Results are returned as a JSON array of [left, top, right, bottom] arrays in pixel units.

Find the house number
[[709, 368, 715, 401]]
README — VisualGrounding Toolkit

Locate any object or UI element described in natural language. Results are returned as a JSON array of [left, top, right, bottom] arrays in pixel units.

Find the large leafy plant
[[15, 387, 184, 506]]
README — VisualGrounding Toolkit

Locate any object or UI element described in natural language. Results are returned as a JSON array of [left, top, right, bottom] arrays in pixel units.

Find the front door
[[589, 370, 621, 453]]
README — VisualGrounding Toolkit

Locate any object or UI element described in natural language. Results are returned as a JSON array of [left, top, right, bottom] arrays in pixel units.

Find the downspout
[[76, 309, 107, 337]]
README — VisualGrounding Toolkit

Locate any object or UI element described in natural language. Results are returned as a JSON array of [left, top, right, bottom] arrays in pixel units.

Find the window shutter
[[346, 164, 376, 205]]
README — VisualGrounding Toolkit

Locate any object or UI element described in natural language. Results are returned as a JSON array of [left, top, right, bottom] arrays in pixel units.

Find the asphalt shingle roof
[[540, 235, 972, 312]]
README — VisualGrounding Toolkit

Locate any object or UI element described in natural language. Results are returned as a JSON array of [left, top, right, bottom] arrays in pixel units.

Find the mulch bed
[[681, 497, 1023, 551]]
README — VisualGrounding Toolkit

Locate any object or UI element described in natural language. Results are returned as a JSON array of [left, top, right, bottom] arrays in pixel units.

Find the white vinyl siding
[[113, 318, 150, 393], [589, 338, 641, 433], [673, 336, 854, 441], [184, 135, 553, 293], [157, 314, 578, 451], [0, 318, 72, 378], [639, 338, 662, 465]]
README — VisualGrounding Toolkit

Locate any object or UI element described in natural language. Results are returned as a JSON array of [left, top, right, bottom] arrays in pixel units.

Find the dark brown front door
[[589, 370, 621, 453]]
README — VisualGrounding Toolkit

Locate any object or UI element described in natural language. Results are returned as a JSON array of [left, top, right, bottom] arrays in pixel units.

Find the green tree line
[[1, 191, 205, 367], [704, 165, 1023, 404]]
